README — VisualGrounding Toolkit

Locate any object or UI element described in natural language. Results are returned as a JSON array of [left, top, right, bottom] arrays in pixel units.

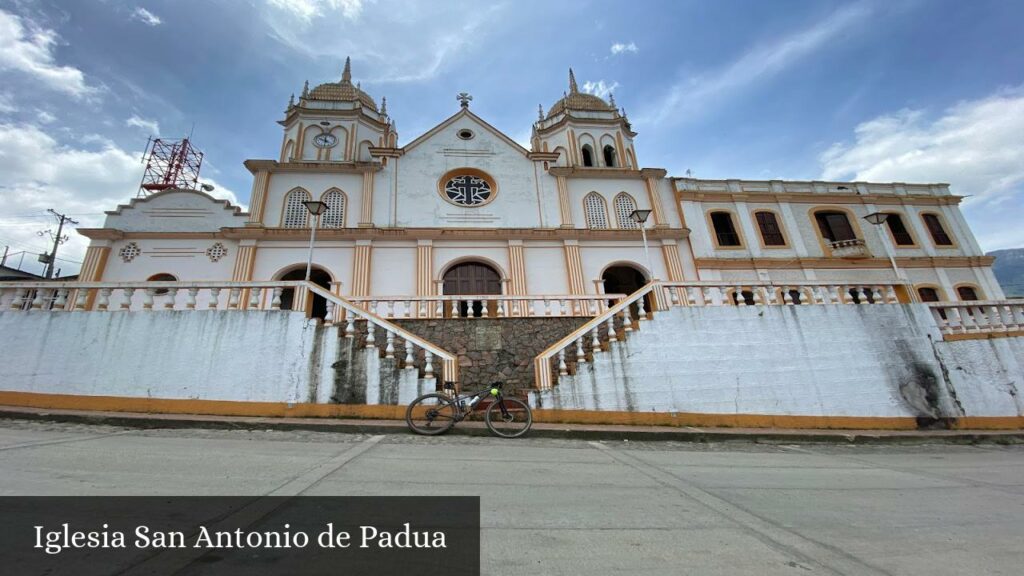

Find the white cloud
[[639, 2, 872, 125], [131, 7, 163, 26], [0, 9, 94, 97], [820, 87, 1024, 250], [36, 110, 55, 124], [610, 42, 637, 55], [261, 0, 503, 84], [265, 0, 363, 22], [126, 115, 160, 135], [582, 80, 618, 99], [0, 122, 243, 275]]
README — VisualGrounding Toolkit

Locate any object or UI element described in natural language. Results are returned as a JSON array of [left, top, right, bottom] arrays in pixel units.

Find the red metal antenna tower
[[137, 138, 204, 197]]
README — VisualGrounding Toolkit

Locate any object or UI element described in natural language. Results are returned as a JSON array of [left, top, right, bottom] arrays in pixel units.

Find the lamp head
[[863, 212, 889, 226], [200, 183, 215, 192], [629, 209, 652, 224], [302, 200, 329, 216]]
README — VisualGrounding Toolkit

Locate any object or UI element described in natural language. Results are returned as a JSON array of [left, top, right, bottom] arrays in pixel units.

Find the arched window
[[814, 210, 857, 243], [584, 193, 609, 229], [709, 211, 741, 247], [282, 188, 310, 228], [754, 211, 786, 246], [956, 285, 980, 301], [884, 213, 915, 246], [917, 287, 941, 302], [603, 145, 617, 167], [922, 213, 953, 246], [147, 273, 177, 296], [581, 145, 595, 167], [442, 261, 502, 317], [613, 193, 638, 229], [320, 189, 346, 228]]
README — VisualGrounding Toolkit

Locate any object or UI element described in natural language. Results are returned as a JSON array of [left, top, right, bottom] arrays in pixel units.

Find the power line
[[37, 209, 80, 279]]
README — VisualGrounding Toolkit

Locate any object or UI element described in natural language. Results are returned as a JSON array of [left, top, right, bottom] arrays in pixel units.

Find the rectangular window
[[710, 212, 741, 247], [814, 212, 856, 242], [755, 212, 786, 246], [884, 214, 915, 246], [923, 214, 953, 246]]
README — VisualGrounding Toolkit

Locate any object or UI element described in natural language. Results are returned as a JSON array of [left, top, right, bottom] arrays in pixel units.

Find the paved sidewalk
[[1, 404, 1022, 443]]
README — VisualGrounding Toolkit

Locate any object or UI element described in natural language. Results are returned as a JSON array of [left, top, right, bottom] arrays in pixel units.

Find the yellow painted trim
[[942, 331, 1024, 342], [6, 391, 1020, 430], [643, 177, 666, 226], [678, 189, 963, 207], [563, 242, 585, 294], [660, 243, 685, 282]]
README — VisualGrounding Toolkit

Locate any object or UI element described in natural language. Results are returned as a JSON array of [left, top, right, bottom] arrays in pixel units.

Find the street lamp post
[[302, 200, 329, 282], [628, 209, 654, 279], [862, 211, 904, 281]]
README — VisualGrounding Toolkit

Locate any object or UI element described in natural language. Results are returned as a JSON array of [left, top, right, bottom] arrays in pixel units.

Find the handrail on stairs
[[533, 281, 659, 391], [302, 282, 460, 383]]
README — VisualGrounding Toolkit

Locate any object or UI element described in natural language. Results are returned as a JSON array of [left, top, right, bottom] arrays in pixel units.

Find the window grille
[[321, 190, 346, 228], [755, 212, 786, 246], [584, 193, 609, 229], [282, 189, 310, 228], [614, 194, 638, 229]]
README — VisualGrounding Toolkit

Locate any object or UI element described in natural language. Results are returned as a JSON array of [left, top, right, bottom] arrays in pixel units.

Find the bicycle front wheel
[[406, 393, 458, 436], [484, 397, 533, 438]]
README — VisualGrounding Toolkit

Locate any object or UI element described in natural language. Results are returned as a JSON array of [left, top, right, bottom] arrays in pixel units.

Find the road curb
[[2, 406, 1024, 444]]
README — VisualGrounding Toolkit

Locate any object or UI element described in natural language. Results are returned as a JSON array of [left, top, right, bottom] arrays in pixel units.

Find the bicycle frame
[[444, 382, 509, 422]]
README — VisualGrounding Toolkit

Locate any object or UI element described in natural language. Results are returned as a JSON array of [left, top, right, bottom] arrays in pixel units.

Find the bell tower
[[533, 68, 638, 170], [278, 57, 396, 164]]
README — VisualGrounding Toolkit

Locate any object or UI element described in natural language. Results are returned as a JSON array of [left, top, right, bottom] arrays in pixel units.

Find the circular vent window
[[457, 129, 474, 140], [437, 168, 497, 207]]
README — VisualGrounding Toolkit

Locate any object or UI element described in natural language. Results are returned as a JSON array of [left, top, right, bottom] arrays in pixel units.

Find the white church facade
[[75, 60, 1003, 315]]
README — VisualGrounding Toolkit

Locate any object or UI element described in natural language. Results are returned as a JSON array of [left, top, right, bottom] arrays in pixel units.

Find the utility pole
[[40, 209, 79, 279]]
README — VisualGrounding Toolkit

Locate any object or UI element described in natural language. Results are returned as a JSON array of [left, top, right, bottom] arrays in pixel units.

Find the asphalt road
[[1, 420, 1022, 575]]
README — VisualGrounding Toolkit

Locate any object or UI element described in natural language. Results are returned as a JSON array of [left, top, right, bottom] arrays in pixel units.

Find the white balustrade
[[929, 301, 1024, 336]]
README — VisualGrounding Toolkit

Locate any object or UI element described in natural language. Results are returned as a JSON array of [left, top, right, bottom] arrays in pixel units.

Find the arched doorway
[[442, 261, 502, 317], [602, 264, 650, 316], [278, 267, 332, 319]]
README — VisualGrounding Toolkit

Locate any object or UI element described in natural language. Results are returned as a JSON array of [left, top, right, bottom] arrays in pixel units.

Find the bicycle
[[405, 381, 533, 438]]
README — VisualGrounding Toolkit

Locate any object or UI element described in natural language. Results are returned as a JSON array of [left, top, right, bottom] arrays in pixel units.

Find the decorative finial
[[537, 104, 544, 121], [380, 96, 387, 115], [288, 93, 295, 107], [356, 82, 361, 91], [608, 92, 616, 107], [568, 68, 578, 93], [456, 92, 473, 108], [342, 56, 352, 83], [301, 80, 309, 98]]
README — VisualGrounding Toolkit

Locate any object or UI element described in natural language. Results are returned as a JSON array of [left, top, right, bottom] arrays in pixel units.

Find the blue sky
[[1, 0, 1022, 275]]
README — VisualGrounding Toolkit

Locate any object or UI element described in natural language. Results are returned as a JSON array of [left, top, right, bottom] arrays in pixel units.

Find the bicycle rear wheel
[[406, 393, 458, 435], [484, 397, 533, 438]]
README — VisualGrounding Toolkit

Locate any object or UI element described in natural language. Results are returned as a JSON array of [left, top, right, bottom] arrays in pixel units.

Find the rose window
[[444, 175, 493, 206]]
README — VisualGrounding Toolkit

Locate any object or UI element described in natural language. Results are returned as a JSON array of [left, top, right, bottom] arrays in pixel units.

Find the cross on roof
[[456, 92, 473, 108]]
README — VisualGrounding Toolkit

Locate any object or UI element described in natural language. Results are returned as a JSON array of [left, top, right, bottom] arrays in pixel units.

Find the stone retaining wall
[[395, 317, 588, 390]]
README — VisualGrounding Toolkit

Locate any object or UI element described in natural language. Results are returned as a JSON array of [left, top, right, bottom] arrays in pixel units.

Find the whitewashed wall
[[0, 311, 419, 405], [535, 304, 1023, 419]]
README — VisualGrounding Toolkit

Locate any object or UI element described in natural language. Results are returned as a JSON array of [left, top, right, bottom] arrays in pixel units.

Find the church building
[[75, 59, 1003, 315]]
